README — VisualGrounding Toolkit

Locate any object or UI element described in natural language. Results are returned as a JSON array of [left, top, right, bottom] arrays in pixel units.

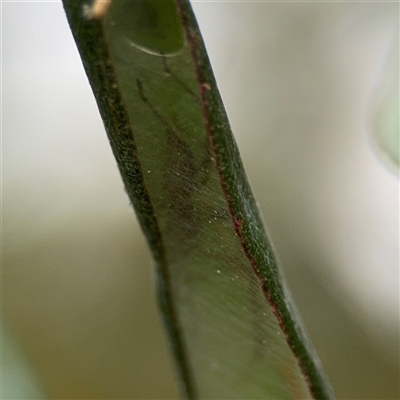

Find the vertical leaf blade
[[62, 0, 335, 398]]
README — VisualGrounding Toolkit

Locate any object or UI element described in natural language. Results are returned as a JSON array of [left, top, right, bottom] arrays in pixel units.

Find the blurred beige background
[[2, 1, 399, 399]]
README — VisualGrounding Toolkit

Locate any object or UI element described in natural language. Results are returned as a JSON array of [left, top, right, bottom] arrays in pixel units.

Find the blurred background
[[2, 0, 399, 398]]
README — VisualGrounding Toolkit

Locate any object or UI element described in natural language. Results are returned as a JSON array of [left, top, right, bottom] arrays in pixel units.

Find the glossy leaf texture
[[62, 0, 335, 398]]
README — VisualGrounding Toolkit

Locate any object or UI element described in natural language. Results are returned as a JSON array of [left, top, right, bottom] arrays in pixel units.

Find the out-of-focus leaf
[[371, 39, 399, 172], [374, 86, 399, 169], [1, 328, 46, 398], [61, 0, 334, 398]]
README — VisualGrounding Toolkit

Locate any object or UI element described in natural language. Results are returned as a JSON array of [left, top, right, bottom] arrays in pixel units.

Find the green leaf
[[61, 0, 335, 398], [1, 328, 47, 398], [371, 41, 399, 171]]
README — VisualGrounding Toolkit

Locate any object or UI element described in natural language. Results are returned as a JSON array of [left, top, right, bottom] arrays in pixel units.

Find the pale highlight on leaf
[[83, 0, 112, 19]]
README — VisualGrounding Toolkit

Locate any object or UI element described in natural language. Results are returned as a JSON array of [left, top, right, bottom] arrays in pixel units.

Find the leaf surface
[[62, 0, 335, 398]]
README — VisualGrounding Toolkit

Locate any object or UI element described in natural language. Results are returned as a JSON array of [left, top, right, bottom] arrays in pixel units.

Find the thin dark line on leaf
[[161, 53, 201, 105]]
